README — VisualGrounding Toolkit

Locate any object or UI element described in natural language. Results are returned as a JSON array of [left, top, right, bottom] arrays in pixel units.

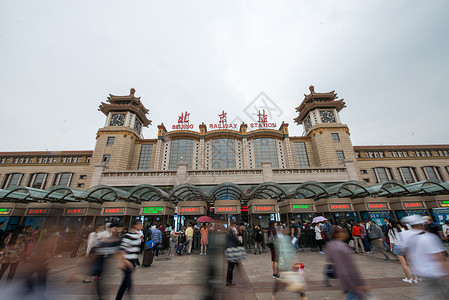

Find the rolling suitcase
[[176, 242, 186, 255]]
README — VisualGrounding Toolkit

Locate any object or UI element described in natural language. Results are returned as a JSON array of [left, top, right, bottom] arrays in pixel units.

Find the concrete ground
[[0, 248, 422, 299]]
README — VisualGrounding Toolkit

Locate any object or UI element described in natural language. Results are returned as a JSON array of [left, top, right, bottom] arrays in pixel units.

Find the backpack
[[145, 240, 156, 250]]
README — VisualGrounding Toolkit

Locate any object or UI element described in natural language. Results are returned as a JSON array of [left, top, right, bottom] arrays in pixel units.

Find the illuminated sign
[[64, 208, 87, 216], [103, 208, 125, 215], [439, 201, 449, 207], [180, 207, 201, 214], [404, 202, 424, 209], [330, 204, 352, 211], [367, 203, 388, 210], [0, 208, 11, 215], [172, 111, 194, 130], [26, 208, 48, 216], [241, 206, 248, 212], [142, 207, 164, 214], [292, 204, 314, 212], [216, 206, 239, 214], [254, 205, 276, 213]]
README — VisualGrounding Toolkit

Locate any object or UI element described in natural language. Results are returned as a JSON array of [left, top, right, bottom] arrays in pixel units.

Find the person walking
[[289, 219, 300, 252], [368, 221, 391, 261], [185, 224, 194, 255], [142, 225, 154, 267], [314, 222, 325, 254], [352, 222, 365, 254], [168, 228, 179, 257], [402, 214, 449, 298], [0, 225, 28, 281], [387, 219, 415, 283], [151, 225, 162, 259], [200, 223, 209, 255], [327, 226, 370, 300], [360, 221, 371, 253], [115, 220, 141, 300], [225, 221, 241, 286], [267, 221, 280, 279], [253, 225, 263, 254]]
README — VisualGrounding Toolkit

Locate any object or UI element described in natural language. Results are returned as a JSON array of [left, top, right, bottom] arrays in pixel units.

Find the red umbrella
[[197, 216, 214, 223]]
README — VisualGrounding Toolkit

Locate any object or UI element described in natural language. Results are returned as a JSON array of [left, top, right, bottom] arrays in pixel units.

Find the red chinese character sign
[[215, 206, 239, 214], [367, 203, 388, 210], [172, 111, 194, 130], [249, 109, 277, 130], [404, 202, 425, 209], [26, 208, 49, 216], [179, 207, 202, 215], [330, 204, 352, 211], [102, 208, 125, 215], [254, 205, 276, 213], [64, 208, 87, 216], [209, 110, 238, 130]]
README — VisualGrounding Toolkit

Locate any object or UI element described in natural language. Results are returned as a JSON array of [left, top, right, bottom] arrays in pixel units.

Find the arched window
[[169, 139, 193, 170], [211, 139, 236, 169], [252, 138, 279, 168]]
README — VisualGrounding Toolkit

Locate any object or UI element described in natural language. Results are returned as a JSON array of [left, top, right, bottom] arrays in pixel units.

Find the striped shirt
[[121, 231, 141, 260]]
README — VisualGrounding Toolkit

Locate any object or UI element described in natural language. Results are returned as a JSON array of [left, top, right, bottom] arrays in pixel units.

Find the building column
[[262, 162, 273, 182], [343, 160, 358, 181], [89, 164, 108, 187]]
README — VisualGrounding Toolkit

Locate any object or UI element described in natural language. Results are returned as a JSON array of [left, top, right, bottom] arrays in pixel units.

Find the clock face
[[320, 110, 336, 123], [304, 117, 312, 132], [134, 120, 142, 133], [110, 113, 126, 126]]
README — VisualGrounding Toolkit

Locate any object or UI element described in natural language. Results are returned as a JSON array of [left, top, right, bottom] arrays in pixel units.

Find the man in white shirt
[[402, 215, 449, 299]]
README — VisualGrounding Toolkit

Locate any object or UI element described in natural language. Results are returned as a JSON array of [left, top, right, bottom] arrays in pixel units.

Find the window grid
[[2, 173, 23, 189], [331, 133, 340, 142], [423, 166, 444, 181], [252, 138, 279, 168], [169, 139, 194, 170], [211, 139, 236, 169], [372, 167, 393, 183], [28, 173, 48, 189], [336, 151, 345, 160], [53, 173, 74, 187], [138, 144, 153, 170], [398, 167, 419, 184], [106, 137, 115, 146], [293, 142, 309, 167]]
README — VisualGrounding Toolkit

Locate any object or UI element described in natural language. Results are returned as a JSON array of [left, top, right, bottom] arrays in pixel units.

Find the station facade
[[1, 87, 449, 230]]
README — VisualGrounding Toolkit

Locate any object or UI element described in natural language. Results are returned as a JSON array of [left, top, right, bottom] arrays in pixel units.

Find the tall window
[[294, 142, 309, 167], [27, 173, 48, 189], [53, 173, 74, 187], [169, 139, 194, 169], [211, 139, 235, 169], [372, 167, 394, 183], [1, 173, 23, 189], [106, 137, 115, 145], [423, 166, 444, 181], [252, 138, 279, 168], [331, 133, 340, 142], [336, 151, 345, 160], [138, 144, 153, 170], [398, 167, 419, 184]]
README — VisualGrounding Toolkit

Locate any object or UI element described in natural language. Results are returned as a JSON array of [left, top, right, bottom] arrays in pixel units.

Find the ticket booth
[[390, 197, 429, 219], [424, 195, 449, 224], [248, 199, 279, 229], [100, 202, 140, 228], [140, 201, 175, 227], [214, 200, 241, 225], [23, 203, 64, 229], [0, 203, 26, 232], [61, 203, 102, 230], [353, 197, 392, 226], [176, 201, 207, 230], [279, 199, 315, 224], [317, 198, 359, 224]]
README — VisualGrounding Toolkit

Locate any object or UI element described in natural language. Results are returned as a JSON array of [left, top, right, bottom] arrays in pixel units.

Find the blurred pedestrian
[[388, 219, 415, 283], [314, 222, 325, 254], [402, 215, 449, 299], [327, 226, 370, 300], [267, 220, 280, 279], [151, 225, 162, 259], [352, 222, 365, 254], [368, 221, 391, 261], [0, 225, 27, 281], [168, 228, 179, 257], [225, 221, 242, 286], [290, 219, 300, 252], [423, 216, 444, 240], [200, 223, 209, 255], [360, 221, 371, 253], [142, 225, 154, 267]]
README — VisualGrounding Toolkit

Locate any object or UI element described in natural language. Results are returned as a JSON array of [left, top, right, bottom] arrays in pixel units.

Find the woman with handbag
[[267, 221, 280, 279], [225, 221, 244, 286], [142, 225, 154, 267]]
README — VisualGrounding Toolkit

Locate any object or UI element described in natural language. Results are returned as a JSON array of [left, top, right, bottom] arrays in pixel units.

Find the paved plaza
[[0, 247, 422, 299]]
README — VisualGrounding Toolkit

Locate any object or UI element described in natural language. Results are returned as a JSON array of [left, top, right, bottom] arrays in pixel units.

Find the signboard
[[64, 208, 87, 216], [180, 207, 201, 214], [209, 111, 238, 130], [404, 209, 427, 216], [103, 208, 125, 215], [432, 208, 449, 224], [439, 200, 449, 208], [142, 207, 164, 214], [172, 111, 194, 130], [254, 205, 276, 213], [330, 204, 352, 211], [367, 203, 388, 210], [403, 202, 425, 209], [249, 109, 277, 130], [216, 206, 239, 214], [26, 208, 49, 216], [292, 204, 314, 212], [0, 208, 11, 215]]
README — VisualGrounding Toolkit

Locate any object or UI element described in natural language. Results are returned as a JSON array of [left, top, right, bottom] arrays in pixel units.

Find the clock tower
[[294, 86, 356, 168], [91, 88, 152, 172]]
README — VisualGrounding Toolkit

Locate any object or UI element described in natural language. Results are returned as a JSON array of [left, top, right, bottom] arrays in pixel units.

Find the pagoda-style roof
[[98, 88, 152, 126], [294, 86, 345, 124]]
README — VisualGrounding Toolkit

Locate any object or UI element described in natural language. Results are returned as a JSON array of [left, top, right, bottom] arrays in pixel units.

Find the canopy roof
[[1, 180, 448, 203]]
